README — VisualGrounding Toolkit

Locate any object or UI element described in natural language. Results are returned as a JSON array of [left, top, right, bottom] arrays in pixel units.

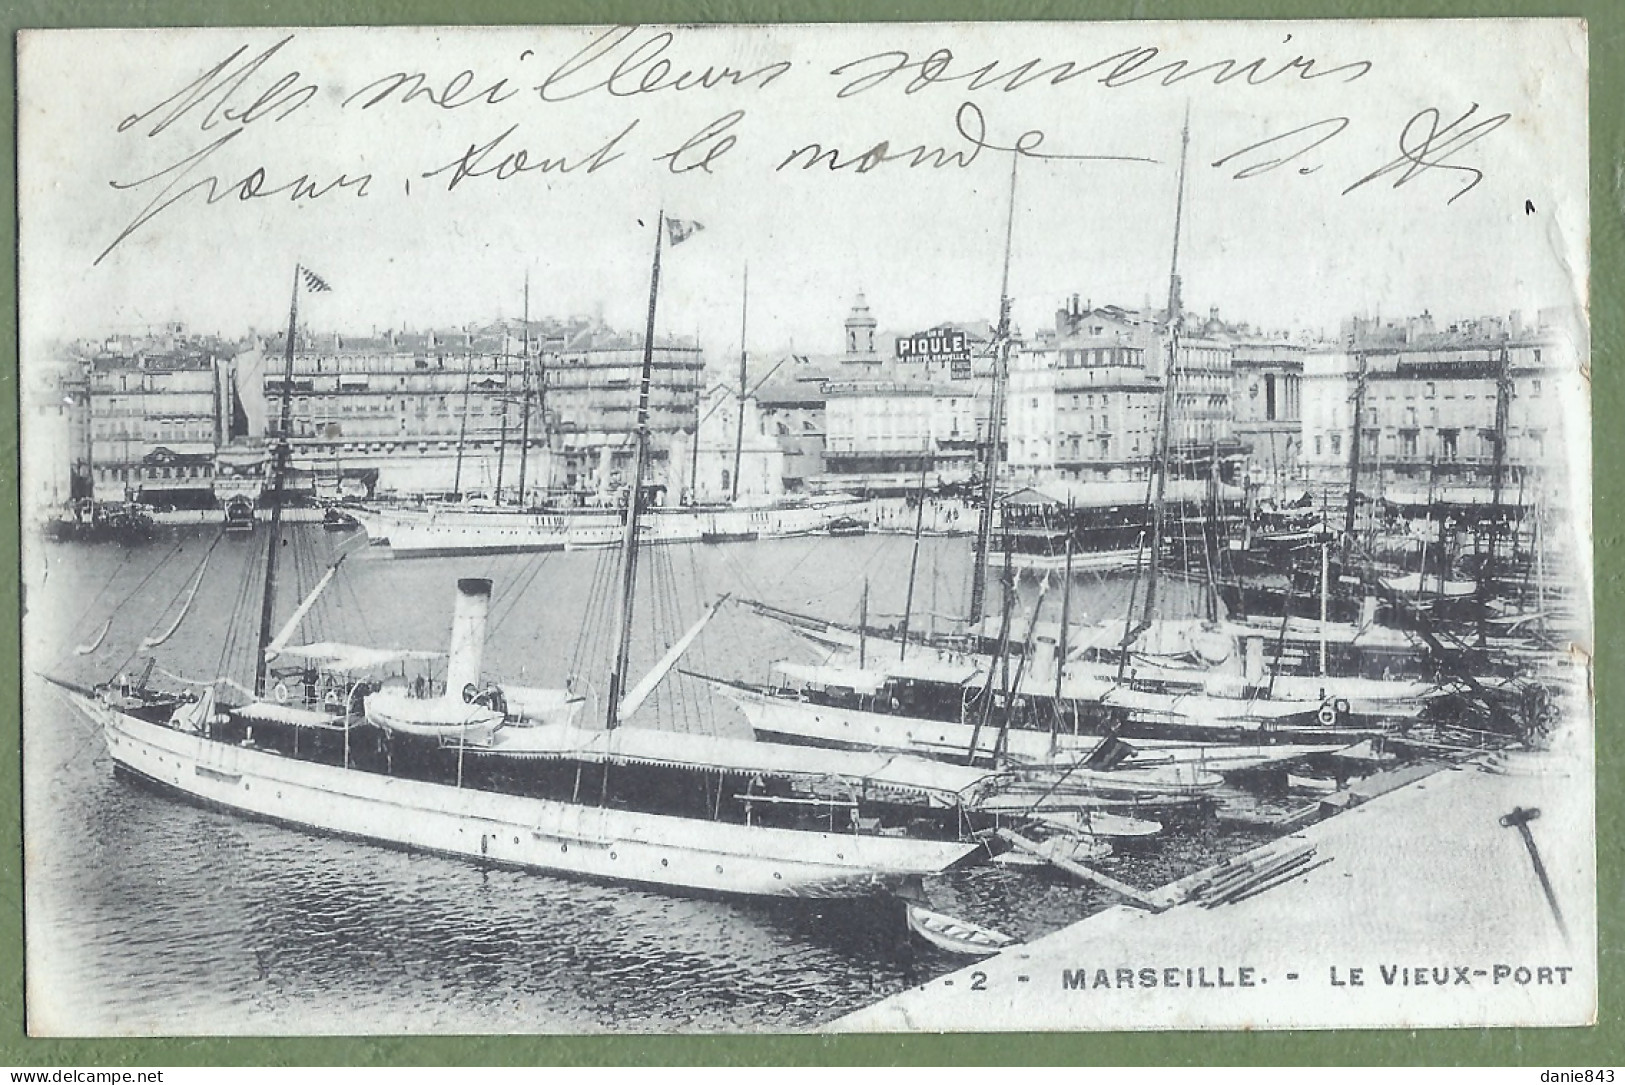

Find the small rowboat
[[906, 905, 1018, 956], [1037, 810, 1163, 839], [1287, 773, 1341, 796]]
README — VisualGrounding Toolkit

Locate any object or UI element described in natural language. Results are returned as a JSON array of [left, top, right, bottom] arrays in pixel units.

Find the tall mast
[[1135, 107, 1191, 640], [898, 445, 931, 662], [1342, 345, 1369, 556], [1479, 343, 1513, 641], [1054, 528, 1074, 749], [516, 275, 533, 507], [969, 152, 1020, 625], [605, 212, 665, 730], [453, 353, 472, 499], [730, 263, 748, 503], [494, 348, 510, 504], [254, 264, 303, 697]]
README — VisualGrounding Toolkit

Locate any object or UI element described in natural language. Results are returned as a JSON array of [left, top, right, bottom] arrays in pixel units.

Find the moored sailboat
[[47, 244, 1009, 900]]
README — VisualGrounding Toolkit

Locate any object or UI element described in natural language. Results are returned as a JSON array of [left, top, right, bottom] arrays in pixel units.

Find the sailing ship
[[989, 480, 1242, 575], [48, 243, 1015, 900], [717, 118, 1436, 774], [346, 267, 872, 557]]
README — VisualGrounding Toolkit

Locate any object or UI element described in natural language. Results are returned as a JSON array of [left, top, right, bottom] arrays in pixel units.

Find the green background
[[1, 0, 1615, 1066]]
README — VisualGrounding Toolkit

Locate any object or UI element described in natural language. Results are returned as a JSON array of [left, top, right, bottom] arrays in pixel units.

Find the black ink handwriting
[[1211, 117, 1350, 178], [344, 63, 525, 111], [1342, 104, 1511, 204], [829, 44, 1372, 99], [655, 110, 744, 174], [118, 36, 317, 137], [778, 102, 1157, 174], [420, 121, 636, 191], [97, 129, 371, 265], [538, 26, 792, 103], [953, 101, 1157, 163]]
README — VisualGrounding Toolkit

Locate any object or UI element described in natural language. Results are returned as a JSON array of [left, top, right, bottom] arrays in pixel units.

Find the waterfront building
[[1229, 331, 1305, 491], [228, 322, 704, 503], [821, 376, 989, 492], [1299, 309, 1577, 510], [755, 363, 831, 493], [1007, 297, 1244, 485], [670, 382, 785, 504], [1008, 311, 1160, 484], [86, 345, 223, 507], [27, 350, 91, 510], [794, 294, 999, 494]]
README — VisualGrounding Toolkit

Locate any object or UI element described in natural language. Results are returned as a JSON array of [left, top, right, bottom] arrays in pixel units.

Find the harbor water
[[24, 525, 1284, 1034]]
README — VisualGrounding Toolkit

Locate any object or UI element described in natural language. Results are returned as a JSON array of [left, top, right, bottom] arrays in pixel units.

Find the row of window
[[95, 464, 213, 482], [1309, 430, 1547, 460]]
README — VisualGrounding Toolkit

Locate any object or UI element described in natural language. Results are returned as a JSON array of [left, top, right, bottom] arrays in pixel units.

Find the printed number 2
[[970, 971, 988, 991]]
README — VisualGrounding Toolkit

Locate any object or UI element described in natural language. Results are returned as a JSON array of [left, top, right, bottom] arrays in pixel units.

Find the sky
[[18, 21, 1589, 363]]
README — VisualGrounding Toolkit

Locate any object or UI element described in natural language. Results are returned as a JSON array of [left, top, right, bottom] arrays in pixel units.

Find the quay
[[833, 736, 1594, 1032]]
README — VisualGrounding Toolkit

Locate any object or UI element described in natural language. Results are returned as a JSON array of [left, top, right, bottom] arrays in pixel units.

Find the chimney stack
[[445, 578, 493, 697]]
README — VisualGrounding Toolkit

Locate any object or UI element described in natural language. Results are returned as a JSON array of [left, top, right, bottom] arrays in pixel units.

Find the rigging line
[[61, 544, 138, 646], [213, 556, 253, 690], [486, 556, 532, 638], [215, 532, 263, 689], [488, 550, 551, 639], [569, 549, 609, 688], [141, 532, 225, 648], [569, 548, 614, 690], [664, 548, 701, 735], [683, 544, 714, 693], [99, 536, 192, 673], [650, 545, 681, 731]]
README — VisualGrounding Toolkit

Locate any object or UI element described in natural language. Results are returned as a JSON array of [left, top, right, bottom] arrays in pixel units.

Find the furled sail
[[142, 548, 214, 648], [73, 618, 111, 656]]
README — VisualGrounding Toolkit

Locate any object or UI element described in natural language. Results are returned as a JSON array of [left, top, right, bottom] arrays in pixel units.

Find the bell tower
[[844, 292, 878, 363]]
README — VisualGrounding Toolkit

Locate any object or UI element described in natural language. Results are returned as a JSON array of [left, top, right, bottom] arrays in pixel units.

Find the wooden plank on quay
[[997, 829, 1166, 912]]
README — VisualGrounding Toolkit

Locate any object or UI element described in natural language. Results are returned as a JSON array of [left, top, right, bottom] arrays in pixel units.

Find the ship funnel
[[446, 577, 492, 697]]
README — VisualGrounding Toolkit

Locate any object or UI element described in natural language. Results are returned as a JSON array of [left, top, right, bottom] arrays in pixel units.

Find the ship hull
[[351, 499, 873, 558], [63, 689, 979, 900], [988, 545, 1143, 574]]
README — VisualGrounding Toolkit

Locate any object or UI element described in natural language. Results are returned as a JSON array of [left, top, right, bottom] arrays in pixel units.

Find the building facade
[[1299, 311, 1576, 509], [1230, 335, 1305, 490], [670, 383, 785, 504], [224, 324, 704, 503], [87, 349, 222, 506]]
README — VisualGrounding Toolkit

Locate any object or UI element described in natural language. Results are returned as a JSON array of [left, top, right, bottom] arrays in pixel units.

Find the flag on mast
[[665, 219, 705, 246], [301, 268, 333, 293]]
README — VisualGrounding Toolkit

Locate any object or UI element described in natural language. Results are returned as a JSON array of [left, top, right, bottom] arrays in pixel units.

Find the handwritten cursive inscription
[[117, 36, 318, 137], [1342, 104, 1512, 204], [344, 61, 526, 111], [829, 42, 1373, 98], [97, 129, 371, 265], [1212, 117, 1351, 178], [420, 122, 637, 191], [778, 101, 1158, 174], [1212, 105, 1510, 204], [538, 26, 793, 102], [84, 29, 1519, 267]]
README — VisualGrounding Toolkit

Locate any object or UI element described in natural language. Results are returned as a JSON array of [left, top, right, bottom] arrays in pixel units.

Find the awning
[[232, 701, 346, 728], [274, 640, 443, 673], [770, 661, 889, 697], [474, 723, 1005, 800]]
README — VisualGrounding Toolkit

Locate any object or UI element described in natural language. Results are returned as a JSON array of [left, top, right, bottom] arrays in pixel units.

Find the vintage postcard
[[18, 21, 1592, 1035]]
